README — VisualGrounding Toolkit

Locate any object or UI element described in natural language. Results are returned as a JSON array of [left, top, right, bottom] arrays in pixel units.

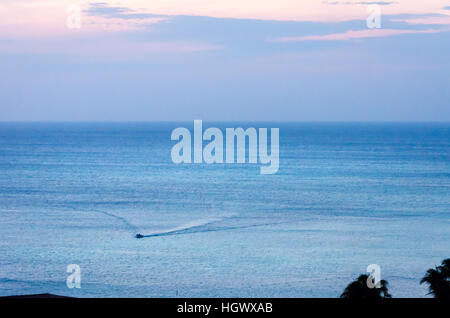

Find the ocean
[[0, 122, 449, 297]]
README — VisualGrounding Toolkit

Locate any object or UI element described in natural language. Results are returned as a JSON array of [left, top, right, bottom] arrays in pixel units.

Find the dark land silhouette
[[340, 274, 391, 299], [421, 258, 450, 298]]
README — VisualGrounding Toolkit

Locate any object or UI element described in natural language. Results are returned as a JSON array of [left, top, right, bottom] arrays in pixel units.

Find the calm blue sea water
[[0, 122, 449, 297]]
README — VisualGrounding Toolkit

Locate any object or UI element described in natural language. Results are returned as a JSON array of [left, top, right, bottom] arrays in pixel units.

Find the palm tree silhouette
[[340, 274, 391, 299], [420, 258, 450, 298]]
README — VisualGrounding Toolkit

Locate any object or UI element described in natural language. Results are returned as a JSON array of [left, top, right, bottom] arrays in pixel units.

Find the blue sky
[[0, 1, 449, 121]]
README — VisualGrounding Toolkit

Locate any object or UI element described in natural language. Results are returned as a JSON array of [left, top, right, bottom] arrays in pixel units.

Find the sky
[[0, 0, 449, 121]]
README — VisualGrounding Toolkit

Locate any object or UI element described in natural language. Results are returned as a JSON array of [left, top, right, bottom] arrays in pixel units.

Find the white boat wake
[[135, 215, 282, 239], [136, 218, 222, 238]]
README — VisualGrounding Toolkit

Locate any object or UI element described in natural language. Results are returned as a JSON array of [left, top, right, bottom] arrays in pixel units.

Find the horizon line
[[0, 120, 449, 124]]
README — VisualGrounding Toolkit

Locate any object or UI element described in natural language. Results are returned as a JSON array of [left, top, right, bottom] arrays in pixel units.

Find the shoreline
[[1, 293, 72, 299]]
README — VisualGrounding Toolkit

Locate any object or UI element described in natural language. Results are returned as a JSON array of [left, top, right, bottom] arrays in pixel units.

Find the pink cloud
[[391, 16, 450, 25], [272, 28, 448, 42]]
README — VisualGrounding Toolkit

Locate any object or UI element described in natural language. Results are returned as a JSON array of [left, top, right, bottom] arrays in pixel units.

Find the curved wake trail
[[56, 204, 281, 239], [56, 204, 139, 233], [136, 218, 283, 238], [92, 208, 139, 232], [138, 218, 221, 238]]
